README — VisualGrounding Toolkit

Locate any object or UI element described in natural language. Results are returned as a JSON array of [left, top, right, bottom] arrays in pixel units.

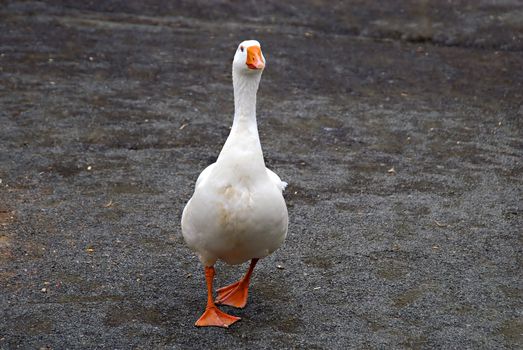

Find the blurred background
[[1, 1, 522, 349]]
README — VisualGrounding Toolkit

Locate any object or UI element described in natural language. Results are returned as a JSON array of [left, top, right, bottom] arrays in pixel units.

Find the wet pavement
[[1, 1, 522, 349]]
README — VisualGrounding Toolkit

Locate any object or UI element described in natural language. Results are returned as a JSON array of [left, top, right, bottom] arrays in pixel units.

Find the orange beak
[[246, 46, 265, 70]]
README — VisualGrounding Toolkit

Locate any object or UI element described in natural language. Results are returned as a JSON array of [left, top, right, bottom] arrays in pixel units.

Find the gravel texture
[[1, 1, 522, 349]]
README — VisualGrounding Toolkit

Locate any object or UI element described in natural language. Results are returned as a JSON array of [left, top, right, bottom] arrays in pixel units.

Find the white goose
[[181, 40, 288, 328]]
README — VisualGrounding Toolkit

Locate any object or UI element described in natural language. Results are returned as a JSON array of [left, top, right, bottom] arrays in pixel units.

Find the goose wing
[[195, 163, 216, 189], [266, 168, 287, 192]]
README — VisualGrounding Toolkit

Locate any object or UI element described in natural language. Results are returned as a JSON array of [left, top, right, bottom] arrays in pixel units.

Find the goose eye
[[240, 46, 244, 52]]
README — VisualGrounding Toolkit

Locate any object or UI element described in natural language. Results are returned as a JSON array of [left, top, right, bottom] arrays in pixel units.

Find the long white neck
[[218, 69, 264, 165], [231, 70, 262, 134]]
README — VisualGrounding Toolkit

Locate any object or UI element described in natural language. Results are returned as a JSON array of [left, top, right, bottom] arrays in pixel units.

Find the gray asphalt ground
[[1, 1, 522, 349]]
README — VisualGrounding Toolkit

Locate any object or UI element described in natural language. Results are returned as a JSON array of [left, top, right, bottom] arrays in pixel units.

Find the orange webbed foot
[[215, 280, 249, 308], [215, 280, 241, 301], [215, 259, 258, 309], [195, 306, 241, 328]]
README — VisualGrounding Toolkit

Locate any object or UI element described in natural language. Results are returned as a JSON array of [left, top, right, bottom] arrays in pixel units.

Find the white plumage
[[181, 40, 288, 327], [181, 40, 288, 269]]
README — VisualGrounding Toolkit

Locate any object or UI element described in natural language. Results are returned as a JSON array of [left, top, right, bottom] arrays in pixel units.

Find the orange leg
[[215, 258, 258, 308], [195, 266, 240, 328]]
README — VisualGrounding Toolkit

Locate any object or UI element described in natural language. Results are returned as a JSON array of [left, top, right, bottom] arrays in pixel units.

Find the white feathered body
[[181, 123, 288, 266]]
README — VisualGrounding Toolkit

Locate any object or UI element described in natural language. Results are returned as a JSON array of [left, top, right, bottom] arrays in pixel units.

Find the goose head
[[232, 40, 266, 75]]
